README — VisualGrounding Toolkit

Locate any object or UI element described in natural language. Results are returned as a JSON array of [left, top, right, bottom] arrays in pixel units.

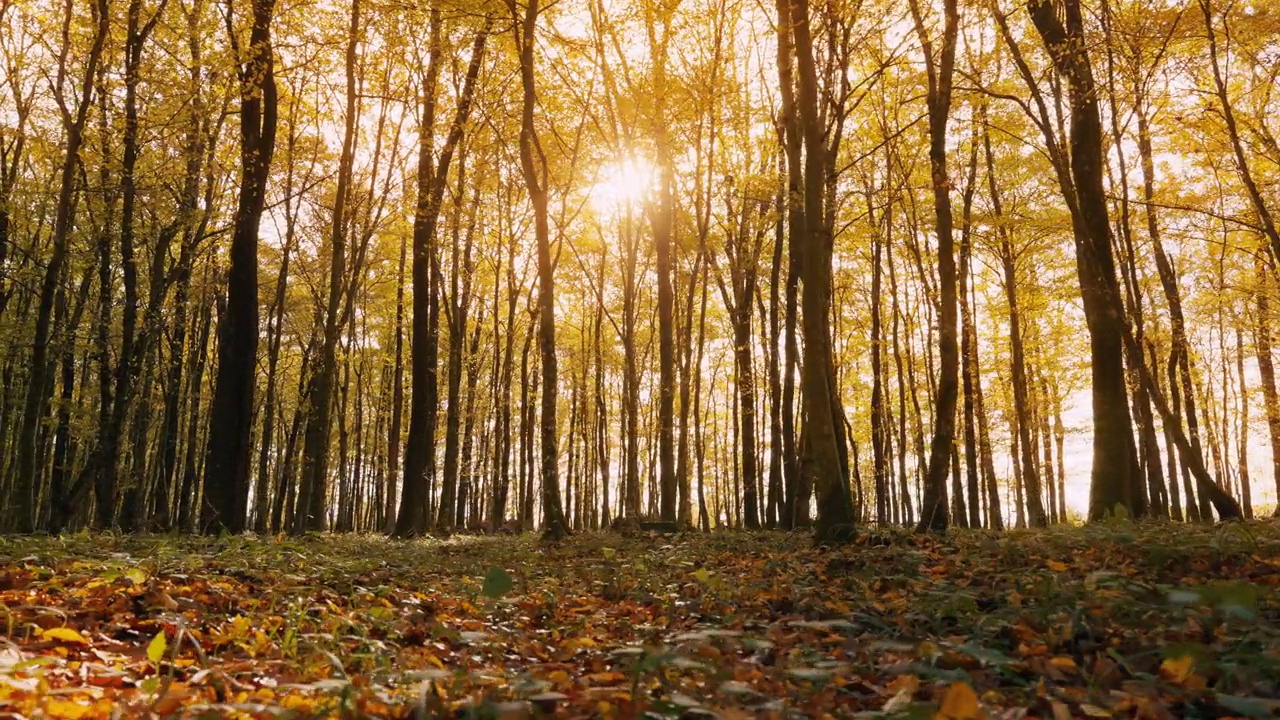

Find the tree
[[395, 11, 488, 537], [201, 0, 278, 534], [909, 0, 959, 533], [7, 0, 111, 533], [1025, 0, 1144, 520], [786, 0, 855, 542], [508, 0, 569, 540], [296, 0, 361, 533]]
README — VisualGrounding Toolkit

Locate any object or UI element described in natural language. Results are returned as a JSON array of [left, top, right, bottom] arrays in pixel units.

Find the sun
[[589, 156, 657, 216]]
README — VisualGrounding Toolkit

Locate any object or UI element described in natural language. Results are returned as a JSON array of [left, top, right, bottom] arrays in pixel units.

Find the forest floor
[[2, 522, 1279, 719]]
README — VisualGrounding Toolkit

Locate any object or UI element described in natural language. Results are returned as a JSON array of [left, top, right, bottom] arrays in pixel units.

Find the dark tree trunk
[[9, 0, 110, 533], [297, 0, 361, 533], [179, 286, 215, 531], [440, 162, 482, 530], [644, 10, 678, 525], [396, 15, 488, 537], [909, 0, 959, 533], [774, 0, 804, 528], [982, 118, 1047, 527], [1028, 0, 1144, 522], [870, 207, 890, 526], [1234, 326, 1252, 518], [83, 0, 165, 528], [201, 0, 278, 534], [254, 120, 297, 533], [958, 129, 983, 529], [508, 0, 568, 539], [789, 0, 855, 542]]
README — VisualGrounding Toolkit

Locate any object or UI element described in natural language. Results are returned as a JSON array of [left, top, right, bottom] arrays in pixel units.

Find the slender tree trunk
[[297, 0, 361, 532], [508, 0, 567, 538], [396, 16, 488, 537], [9, 0, 110, 533], [870, 206, 890, 526], [440, 163, 480, 529], [179, 285, 215, 531], [84, 0, 166, 528], [774, 0, 804, 528], [983, 120, 1047, 527], [642, 6, 678, 525], [201, 0, 278, 534], [1255, 257, 1280, 515], [887, 217, 913, 527], [958, 131, 983, 529], [909, 0, 959, 533], [1234, 326, 1252, 517]]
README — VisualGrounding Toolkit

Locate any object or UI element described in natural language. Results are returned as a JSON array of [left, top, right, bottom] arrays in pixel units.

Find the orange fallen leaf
[[587, 671, 626, 685], [937, 681, 982, 720], [154, 682, 196, 715], [1049, 656, 1078, 673], [886, 674, 920, 695]]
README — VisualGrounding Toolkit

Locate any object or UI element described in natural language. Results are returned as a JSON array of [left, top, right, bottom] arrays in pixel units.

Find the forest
[[0, 0, 1278, 538], [2, 0, 1280, 715]]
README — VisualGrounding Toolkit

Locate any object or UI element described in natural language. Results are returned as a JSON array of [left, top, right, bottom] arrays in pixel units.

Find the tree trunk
[[870, 205, 890, 526], [909, 0, 959, 533], [982, 118, 1047, 527], [297, 0, 361, 533], [9, 0, 110, 533], [396, 15, 488, 537], [440, 165, 481, 530], [201, 0, 277, 534], [1255, 257, 1280, 516], [1028, 0, 1143, 521], [789, 0, 855, 542], [509, 0, 568, 539], [958, 128, 983, 529]]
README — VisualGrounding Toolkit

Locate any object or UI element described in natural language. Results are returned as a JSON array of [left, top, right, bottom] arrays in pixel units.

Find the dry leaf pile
[[2, 521, 1279, 718]]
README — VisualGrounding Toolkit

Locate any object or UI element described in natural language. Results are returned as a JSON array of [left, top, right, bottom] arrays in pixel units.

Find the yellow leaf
[[1046, 560, 1069, 573], [936, 681, 982, 720], [44, 698, 93, 719], [1160, 655, 1195, 685], [40, 627, 89, 645]]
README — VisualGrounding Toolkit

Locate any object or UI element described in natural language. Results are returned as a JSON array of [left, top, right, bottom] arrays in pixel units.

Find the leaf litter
[[1, 521, 1278, 718]]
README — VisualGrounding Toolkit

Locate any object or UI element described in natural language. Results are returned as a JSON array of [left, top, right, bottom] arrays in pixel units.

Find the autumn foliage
[[3, 525, 1279, 718]]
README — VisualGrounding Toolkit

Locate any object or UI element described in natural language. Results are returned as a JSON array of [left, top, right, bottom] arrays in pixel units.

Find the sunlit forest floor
[[2, 524, 1279, 719]]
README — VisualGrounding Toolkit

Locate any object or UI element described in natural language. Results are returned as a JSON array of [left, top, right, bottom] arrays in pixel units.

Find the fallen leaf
[[1159, 655, 1195, 685], [937, 681, 982, 720], [40, 627, 88, 646]]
